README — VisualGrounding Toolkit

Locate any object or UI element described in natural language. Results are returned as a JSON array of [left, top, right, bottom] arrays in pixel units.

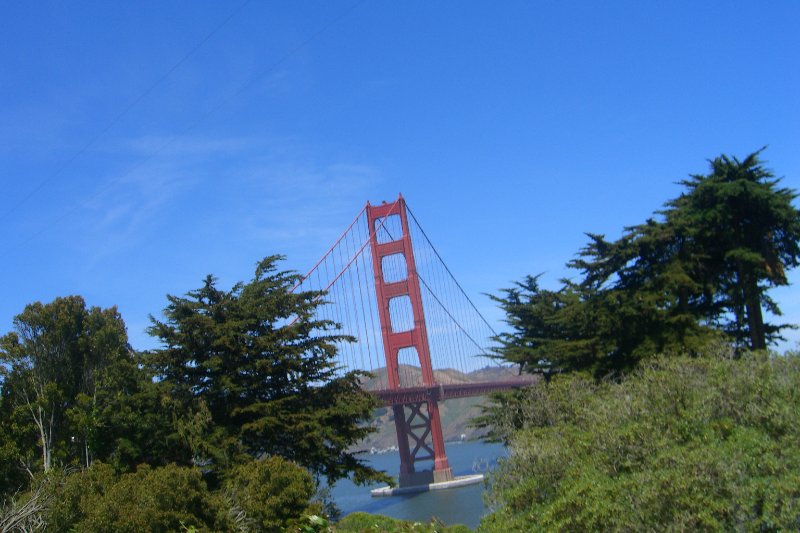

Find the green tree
[[666, 149, 800, 350], [0, 296, 170, 498], [0, 393, 25, 495], [144, 255, 385, 486], [490, 276, 609, 375], [492, 150, 799, 376], [568, 221, 720, 371], [0, 297, 130, 475]]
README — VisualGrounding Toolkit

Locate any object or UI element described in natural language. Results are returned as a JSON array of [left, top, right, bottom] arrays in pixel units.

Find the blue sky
[[2, 1, 799, 352]]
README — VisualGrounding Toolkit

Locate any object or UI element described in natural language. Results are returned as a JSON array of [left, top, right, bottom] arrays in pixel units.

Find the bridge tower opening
[[366, 195, 453, 486]]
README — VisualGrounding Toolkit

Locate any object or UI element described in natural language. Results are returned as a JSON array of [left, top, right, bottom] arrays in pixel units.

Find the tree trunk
[[23, 389, 51, 473], [31, 405, 51, 473], [742, 267, 767, 350]]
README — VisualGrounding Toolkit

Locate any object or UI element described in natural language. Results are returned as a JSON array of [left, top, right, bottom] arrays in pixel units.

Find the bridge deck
[[371, 377, 538, 406]]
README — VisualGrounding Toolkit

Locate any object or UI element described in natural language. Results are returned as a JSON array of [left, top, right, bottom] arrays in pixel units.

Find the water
[[331, 440, 505, 529]]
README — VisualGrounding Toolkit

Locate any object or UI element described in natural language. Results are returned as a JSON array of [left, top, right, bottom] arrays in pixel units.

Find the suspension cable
[[406, 205, 499, 337]]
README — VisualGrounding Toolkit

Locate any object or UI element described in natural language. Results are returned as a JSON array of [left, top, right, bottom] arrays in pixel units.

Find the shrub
[[335, 512, 471, 532], [480, 351, 800, 531], [45, 462, 227, 532], [224, 456, 320, 531]]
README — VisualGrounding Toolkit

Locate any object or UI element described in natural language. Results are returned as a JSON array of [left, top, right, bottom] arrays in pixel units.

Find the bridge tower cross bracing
[[366, 195, 453, 486]]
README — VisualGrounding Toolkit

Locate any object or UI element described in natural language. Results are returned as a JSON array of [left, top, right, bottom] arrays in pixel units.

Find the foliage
[[224, 456, 321, 532], [143, 255, 386, 486], [493, 150, 800, 376], [0, 257, 393, 528], [335, 512, 471, 532], [16, 458, 456, 532], [0, 296, 168, 497], [0, 403, 24, 499], [666, 150, 800, 349], [479, 350, 800, 531], [44, 462, 228, 533], [19, 458, 327, 532]]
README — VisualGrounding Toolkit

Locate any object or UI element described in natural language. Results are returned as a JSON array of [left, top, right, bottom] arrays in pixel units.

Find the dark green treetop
[[493, 150, 799, 377], [144, 255, 386, 486], [666, 149, 800, 349], [0, 296, 164, 496]]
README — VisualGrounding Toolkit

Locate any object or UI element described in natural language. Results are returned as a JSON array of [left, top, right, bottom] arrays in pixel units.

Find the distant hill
[[353, 365, 534, 452]]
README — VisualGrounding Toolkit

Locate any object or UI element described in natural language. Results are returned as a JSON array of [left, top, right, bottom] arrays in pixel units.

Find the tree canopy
[[0, 296, 164, 491], [493, 150, 800, 376], [144, 255, 384, 486], [666, 150, 800, 349]]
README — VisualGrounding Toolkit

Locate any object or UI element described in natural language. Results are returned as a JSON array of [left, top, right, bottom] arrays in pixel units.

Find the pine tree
[[493, 150, 800, 376], [666, 149, 800, 350], [145, 255, 385, 486]]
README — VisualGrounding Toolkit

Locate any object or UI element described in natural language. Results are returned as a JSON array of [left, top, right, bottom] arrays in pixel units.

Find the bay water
[[331, 440, 506, 529]]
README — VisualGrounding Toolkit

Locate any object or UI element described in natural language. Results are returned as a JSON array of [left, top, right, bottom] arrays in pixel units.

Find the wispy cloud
[[76, 159, 196, 263], [72, 133, 383, 267], [232, 159, 382, 246]]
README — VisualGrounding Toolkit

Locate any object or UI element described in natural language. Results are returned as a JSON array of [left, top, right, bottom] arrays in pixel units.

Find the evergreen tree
[[666, 149, 800, 349], [493, 150, 799, 376], [144, 255, 385, 486], [490, 275, 613, 375]]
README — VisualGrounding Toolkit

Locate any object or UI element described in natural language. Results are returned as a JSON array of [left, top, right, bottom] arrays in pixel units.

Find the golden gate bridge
[[292, 194, 534, 492]]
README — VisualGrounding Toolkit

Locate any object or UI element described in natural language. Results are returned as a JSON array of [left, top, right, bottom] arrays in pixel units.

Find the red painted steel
[[287, 201, 400, 327], [372, 377, 538, 406], [366, 195, 453, 486]]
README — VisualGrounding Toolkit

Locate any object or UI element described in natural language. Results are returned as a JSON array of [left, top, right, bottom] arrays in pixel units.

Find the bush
[[19, 457, 323, 531], [480, 351, 800, 531], [224, 456, 320, 531], [335, 512, 471, 532], [45, 462, 227, 532]]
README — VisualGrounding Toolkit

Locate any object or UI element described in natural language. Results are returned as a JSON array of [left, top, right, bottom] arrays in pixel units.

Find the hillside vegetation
[[479, 349, 800, 531]]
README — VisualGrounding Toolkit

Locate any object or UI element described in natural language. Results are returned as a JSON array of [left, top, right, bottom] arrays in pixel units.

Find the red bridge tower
[[366, 196, 453, 486]]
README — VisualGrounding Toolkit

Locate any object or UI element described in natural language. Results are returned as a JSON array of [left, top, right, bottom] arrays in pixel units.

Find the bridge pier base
[[398, 465, 454, 487], [371, 474, 484, 497], [393, 400, 453, 487]]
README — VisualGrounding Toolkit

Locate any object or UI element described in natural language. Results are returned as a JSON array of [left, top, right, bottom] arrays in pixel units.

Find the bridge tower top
[[366, 195, 436, 389], [366, 195, 452, 485]]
